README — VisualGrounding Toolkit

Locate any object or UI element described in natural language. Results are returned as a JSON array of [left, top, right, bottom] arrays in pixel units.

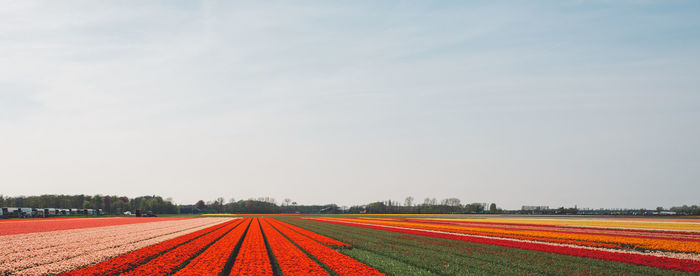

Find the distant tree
[[194, 200, 206, 210], [670, 205, 700, 215], [489, 203, 497, 213], [104, 196, 112, 214], [367, 202, 388, 213], [93, 195, 103, 210], [210, 197, 224, 212], [464, 203, 485, 213], [442, 198, 461, 207], [404, 196, 414, 207]]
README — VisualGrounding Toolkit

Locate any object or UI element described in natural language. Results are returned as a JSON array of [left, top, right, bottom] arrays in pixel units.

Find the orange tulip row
[[229, 218, 274, 275], [260, 218, 329, 275], [266, 218, 384, 276], [174, 218, 252, 275], [273, 219, 350, 247], [123, 219, 245, 276]]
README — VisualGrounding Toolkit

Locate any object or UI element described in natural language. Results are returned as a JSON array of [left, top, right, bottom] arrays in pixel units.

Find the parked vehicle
[[3, 208, 20, 218], [20, 208, 34, 218]]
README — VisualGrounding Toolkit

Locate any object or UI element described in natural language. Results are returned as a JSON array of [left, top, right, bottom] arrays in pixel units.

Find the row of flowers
[[61, 218, 237, 276], [174, 218, 252, 275], [0, 218, 228, 276], [259, 218, 329, 275], [53, 217, 381, 276], [266, 218, 384, 275], [1, 219, 215, 265], [122, 218, 245, 276], [311, 218, 700, 273], [324, 217, 700, 253], [381, 219, 690, 251], [229, 218, 274, 275], [442, 217, 700, 232], [274, 219, 351, 247], [388, 218, 700, 240], [0, 217, 190, 236]]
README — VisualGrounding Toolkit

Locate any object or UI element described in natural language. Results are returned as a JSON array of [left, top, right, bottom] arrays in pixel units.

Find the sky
[[1, 1, 699, 209]]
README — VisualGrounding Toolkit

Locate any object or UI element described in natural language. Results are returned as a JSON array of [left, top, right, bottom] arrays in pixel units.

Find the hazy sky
[[1, 1, 699, 209]]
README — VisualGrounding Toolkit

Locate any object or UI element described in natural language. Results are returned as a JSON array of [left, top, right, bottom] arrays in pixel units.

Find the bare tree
[[194, 200, 206, 210], [404, 196, 414, 207], [442, 198, 461, 207]]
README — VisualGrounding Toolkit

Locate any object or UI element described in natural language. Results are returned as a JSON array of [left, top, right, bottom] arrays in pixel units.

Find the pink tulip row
[[1, 218, 211, 260], [0, 217, 234, 275]]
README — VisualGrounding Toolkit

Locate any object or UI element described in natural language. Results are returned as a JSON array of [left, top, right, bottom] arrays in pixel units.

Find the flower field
[[307, 216, 700, 273], [3, 215, 699, 275], [0, 216, 386, 275]]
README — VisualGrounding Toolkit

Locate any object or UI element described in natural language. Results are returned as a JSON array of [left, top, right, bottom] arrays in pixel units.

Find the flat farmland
[[1, 215, 699, 275], [0, 216, 381, 275], [281, 215, 700, 275]]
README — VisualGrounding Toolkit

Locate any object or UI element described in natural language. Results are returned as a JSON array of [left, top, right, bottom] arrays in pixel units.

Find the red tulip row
[[122, 218, 246, 276], [311, 218, 700, 273], [271, 219, 350, 247], [259, 218, 329, 275], [0, 217, 193, 236], [229, 218, 273, 275], [173, 218, 252, 275], [60, 219, 238, 276], [267, 218, 384, 276]]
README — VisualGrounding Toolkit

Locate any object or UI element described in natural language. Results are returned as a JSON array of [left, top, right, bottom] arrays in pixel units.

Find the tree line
[[0, 194, 178, 215], [187, 196, 501, 214], [182, 197, 341, 214], [670, 205, 700, 215], [349, 197, 501, 214], [2, 194, 697, 215]]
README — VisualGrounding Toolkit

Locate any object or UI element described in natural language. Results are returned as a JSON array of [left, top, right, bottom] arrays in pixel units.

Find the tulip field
[[294, 215, 700, 275], [1, 215, 699, 275], [0, 216, 382, 276]]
